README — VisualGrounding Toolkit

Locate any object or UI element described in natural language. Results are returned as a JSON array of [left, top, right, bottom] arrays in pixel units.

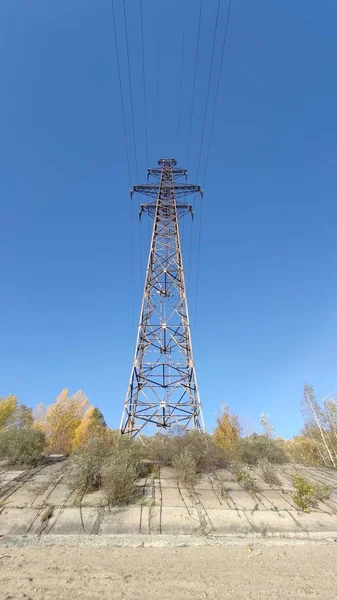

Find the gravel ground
[[1, 541, 337, 599]]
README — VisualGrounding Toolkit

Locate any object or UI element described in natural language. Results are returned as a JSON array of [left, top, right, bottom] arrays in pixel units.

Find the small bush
[[292, 475, 316, 512], [71, 434, 110, 493], [291, 475, 330, 512], [71, 430, 145, 502], [41, 505, 54, 522], [102, 440, 142, 506], [172, 447, 197, 487], [235, 467, 260, 493], [284, 436, 329, 467], [182, 431, 226, 473], [142, 434, 172, 465], [238, 434, 287, 465], [258, 458, 282, 486], [143, 431, 226, 473], [0, 427, 45, 467], [151, 464, 160, 479], [313, 483, 330, 501]]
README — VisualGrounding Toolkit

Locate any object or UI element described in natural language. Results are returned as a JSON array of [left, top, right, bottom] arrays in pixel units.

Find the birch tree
[[214, 405, 241, 454], [0, 395, 18, 429], [260, 412, 275, 438], [35, 389, 88, 454], [302, 383, 336, 468]]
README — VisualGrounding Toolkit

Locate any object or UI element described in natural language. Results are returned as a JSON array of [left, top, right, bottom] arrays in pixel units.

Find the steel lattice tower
[[120, 158, 205, 436]]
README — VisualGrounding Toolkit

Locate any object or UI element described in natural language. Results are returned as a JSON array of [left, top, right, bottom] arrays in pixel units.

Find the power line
[[186, 213, 194, 288], [110, 0, 132, 186], [140, 0, 149, 167], [202, 0, 233, 187], [176, 0, 187, 162], [195, 0, 221, 180], [186, 0, 203, 171], [139, 217, 143, 300], [187, 0, 221, 291], [110, 0, 135, 336], [156, 1, 160, 158], [123, 0, 139, 180], [185, 0, 204, 286], [122, 0, 143, 316], [177, 0, 188, 252], [194, 0, 233, 341]]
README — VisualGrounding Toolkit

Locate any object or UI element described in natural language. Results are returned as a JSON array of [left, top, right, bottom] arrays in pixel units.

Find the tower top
[[158, 158, 177, 166]]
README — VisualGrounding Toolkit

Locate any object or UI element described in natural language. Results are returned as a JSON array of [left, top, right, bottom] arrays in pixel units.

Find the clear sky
[[1, 0, 337, 438]]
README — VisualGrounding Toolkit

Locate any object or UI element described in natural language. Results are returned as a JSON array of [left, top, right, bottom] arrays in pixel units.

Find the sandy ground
[[1, 542, 337, 599]]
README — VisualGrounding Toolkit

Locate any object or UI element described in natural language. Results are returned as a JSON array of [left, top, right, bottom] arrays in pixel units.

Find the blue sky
[[1, 0, 337, 438]]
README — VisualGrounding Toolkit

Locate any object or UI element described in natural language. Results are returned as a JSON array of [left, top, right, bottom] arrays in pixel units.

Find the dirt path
[[0, 542, 337, 599]]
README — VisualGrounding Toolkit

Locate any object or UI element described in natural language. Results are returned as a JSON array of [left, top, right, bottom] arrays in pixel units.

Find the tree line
[[213, 383, 337, 467], [0, 389, 106, 456], [1, 383, 337, 468]]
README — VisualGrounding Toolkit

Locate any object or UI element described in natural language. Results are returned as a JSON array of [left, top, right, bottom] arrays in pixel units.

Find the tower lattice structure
[[120, 158, 204, 436]]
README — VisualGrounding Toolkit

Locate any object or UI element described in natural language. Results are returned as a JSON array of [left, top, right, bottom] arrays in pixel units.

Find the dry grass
[[41, 505, 54, 522], [172, 448, 197, 487], [150, 464, 160, 479], [234, 467, 261, 494], [102, 445, 141, 506], [71, 432, 144, 505], [313, 483, 330, 501], [257, 458, 282, 486], [71, 434, 109, 493], [143, 431, 227, 474], [216, 471, 229, 499]]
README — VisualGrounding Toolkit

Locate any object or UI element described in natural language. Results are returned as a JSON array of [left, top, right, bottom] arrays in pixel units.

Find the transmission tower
[[120, 158, 205, 437]]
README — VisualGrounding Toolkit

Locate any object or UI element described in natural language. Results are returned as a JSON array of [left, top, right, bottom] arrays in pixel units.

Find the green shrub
[[235, 467, 260, 493], [143, 431, 226, 473], [257, 458, 282, 486], [180, 431, 225, 473], [141, 434, 172, 465], [292, 475, 316, 512], [151, 464, 160, 479], [172, 447, 197, 487], [71, 434, 109, 493], [102, 441, 142, 506], [71, 431, 145, 502], [0, 427, 45, 467], [238, 434, 287, 465], [292, 474, 330, 512], [313, 483, 330, 501]]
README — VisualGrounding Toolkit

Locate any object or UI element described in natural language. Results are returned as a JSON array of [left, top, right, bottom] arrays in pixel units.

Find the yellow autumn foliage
[[0, 395, 18, 429], [36, 389, 89, 454], [32, 403, 47, 432], [73, 406, 105, 449], [285, 435, 323, 466], [213, 405, 241, 455]]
